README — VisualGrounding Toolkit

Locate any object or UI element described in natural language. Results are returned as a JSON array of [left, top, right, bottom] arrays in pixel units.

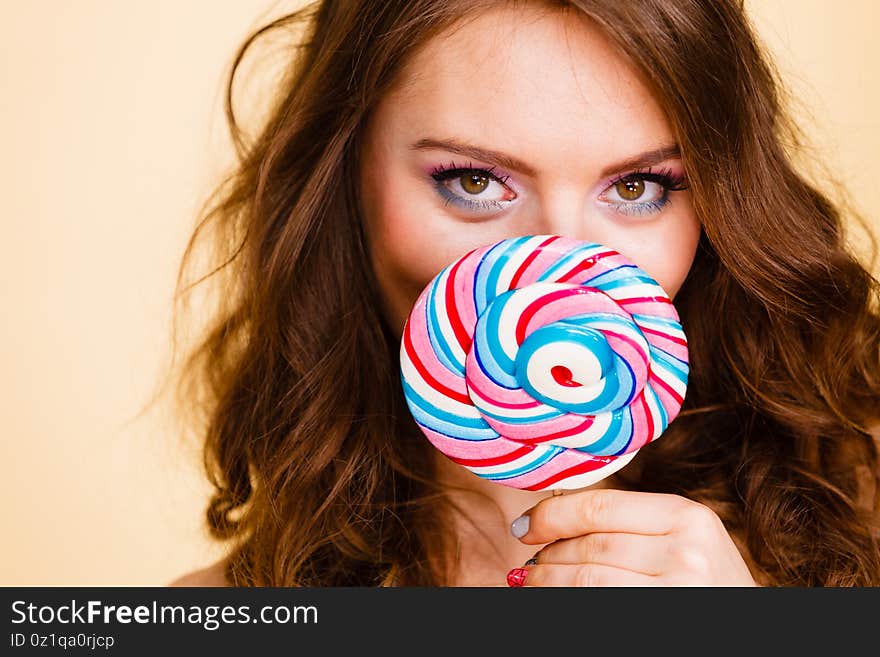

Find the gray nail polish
[[511, 514, 530, 538]]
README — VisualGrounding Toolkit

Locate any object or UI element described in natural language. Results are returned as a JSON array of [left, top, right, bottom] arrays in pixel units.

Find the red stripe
[[516, 416, 596, 444], [466, 375, 540, 409], [601, 329, 649, 366], [557, 250, 616, 283], [640, 390, 654, 444], [514, 288, 578, 345], [640, 325, 687, 347], [448, 444, 534, 467], [403, 319, 471, 406], [617, 296, 673, 306], [649, 370, 684, 405], [523, 455, 616, 490], [444, 257, 473, 353], [509, 235, 560, 289]]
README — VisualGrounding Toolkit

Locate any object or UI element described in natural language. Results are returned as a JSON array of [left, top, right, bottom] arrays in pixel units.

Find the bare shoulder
[[167, 558, 230, 587]]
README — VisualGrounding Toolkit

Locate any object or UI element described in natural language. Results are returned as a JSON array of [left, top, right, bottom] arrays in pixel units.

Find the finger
[[521, 563, 658, 587], [535, 532, 667, 575], [512, 489, 687, 544]]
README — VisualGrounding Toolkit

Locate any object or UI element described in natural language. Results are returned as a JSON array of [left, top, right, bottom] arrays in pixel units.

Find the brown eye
[[431, 166, 516, 212], [460, 173, 490, 195], [614, 178, 645, 201]]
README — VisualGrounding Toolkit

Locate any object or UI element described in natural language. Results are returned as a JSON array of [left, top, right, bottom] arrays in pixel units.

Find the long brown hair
[[169, 0, 880, 586]]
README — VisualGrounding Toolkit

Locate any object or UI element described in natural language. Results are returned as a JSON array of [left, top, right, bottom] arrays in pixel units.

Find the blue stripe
[[581, 264, 639, 286], [473, 239, 507, 315], [483, 445, 564, 480], [576, 406, 633, 456], [473, 335, 519, 390], [646, 383, 668, 433], [648, 345, 689, 385], [566, 313, 638, 330], [631, 313, 684, 330], [401, 379, 496, 439], [594, 275, 658, 291], [485, 235, 533, 297], [427, 271, 465, 376], [473, 311, 518, 389]]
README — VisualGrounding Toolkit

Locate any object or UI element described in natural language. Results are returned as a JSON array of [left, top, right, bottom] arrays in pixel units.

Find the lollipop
[[399, 234, 689, 491]]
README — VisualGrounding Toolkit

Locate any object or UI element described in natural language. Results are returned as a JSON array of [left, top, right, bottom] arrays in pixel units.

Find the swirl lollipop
[[400, 234, 689, 491]]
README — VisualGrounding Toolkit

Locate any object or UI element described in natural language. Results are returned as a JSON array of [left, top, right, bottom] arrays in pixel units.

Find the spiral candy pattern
[[400, 235, 689, 491]]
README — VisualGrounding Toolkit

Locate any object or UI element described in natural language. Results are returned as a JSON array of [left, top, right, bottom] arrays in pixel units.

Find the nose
[[531, 187, 595, 243]]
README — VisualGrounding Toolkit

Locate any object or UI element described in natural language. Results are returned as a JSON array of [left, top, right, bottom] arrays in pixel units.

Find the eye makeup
[[429, 159, 516, 213], [428, 159, 688, 218], [598, 166, 689, 217]]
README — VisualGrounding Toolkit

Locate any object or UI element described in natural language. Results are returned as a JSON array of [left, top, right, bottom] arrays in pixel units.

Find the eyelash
[[430, 160, 513, 213], [604, 167, 689, 216], [429, 161, 689, 217]]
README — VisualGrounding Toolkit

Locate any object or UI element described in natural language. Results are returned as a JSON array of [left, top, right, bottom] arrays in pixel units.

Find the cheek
[[583, 200, 701, 301], [363, 184, 460, 337], [620, 214, 702, 300]]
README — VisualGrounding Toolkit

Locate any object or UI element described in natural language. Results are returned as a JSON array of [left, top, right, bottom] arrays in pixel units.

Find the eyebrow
[[410, 137, 681, 178]]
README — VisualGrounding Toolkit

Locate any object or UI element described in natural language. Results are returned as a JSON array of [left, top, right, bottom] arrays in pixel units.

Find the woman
[[168, 0, 880, 587]]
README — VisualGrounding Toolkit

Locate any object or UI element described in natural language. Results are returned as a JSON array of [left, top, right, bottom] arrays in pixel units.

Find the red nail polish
[[507, 568, 528, 587]]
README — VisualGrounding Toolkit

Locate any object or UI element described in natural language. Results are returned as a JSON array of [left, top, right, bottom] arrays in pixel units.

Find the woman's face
[[359, 3, 701, 338]]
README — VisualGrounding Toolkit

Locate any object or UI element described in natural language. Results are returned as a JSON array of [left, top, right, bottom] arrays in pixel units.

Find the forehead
[[380, 3, 674, 177]]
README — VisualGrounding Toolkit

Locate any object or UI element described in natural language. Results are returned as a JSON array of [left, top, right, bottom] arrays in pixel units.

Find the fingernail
[[510, 514, 530, 538], [507, 568, 528, 587]]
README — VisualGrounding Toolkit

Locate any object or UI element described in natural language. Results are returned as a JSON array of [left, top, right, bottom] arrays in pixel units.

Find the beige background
[[2, 1, 878, 585]]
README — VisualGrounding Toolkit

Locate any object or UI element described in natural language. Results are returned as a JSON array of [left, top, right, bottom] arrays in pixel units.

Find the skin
[[359, 2, 756, 587]]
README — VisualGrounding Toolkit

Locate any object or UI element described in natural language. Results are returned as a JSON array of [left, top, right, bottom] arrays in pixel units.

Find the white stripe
[[466, 446, 550, 477], [545, 412, 614, 450], [400, 350, 481, 419], [525, 342, 607, 404], [651, 363, 687, 398], [530, 450, 638, 491], [633, 317, 686, 340], [494, 235, 549, 292], [643, 384, 666, 441], [469, 390, 557, 420], [599, 282, 667, 300], [496, 283, 573, 360]]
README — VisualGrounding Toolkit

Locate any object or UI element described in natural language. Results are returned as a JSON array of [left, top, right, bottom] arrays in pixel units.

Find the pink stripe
[[509, 235, 560, 289], [626, 390, 651, 451], [464, 347, 540, 409], [452, 249, 481, 337], [577, 253, 633, 283], [617, 298, 680, 320], [511, 236, 587, 288], [520, 287, 628, 339], [641, 325, 687, 347], [649, 369, 685, 413], [481, 412, 595, 443], [556, 250, 617, 283], [601, 329, 649, 385], [418, 427, 510, 460], [495, 448, 618, 489], [407, 287, 470, 399], [643, 333, 688, 362]]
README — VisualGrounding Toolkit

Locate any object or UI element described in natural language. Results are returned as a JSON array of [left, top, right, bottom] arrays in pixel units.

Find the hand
[[507, 489, 757, 586]]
